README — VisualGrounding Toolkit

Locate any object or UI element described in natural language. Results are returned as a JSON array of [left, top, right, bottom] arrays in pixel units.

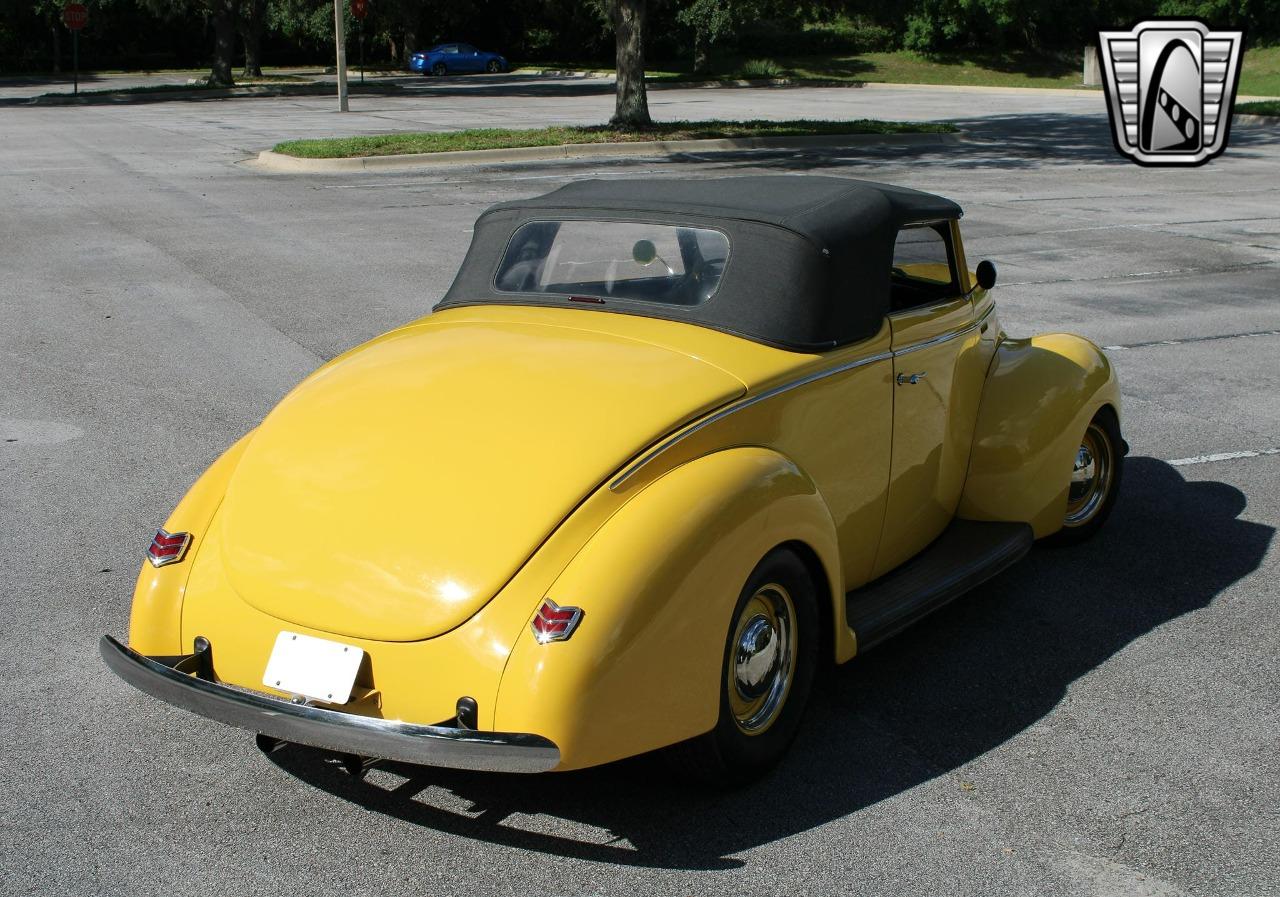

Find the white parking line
[[1103, 329, 1280, 350], [1167, 448, 1280, 467]]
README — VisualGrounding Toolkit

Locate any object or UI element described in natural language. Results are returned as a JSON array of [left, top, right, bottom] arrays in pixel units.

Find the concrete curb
[[525, 72, 1113, 96], [248, 130, 962, 173]]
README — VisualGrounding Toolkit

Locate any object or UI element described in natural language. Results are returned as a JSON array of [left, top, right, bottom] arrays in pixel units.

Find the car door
[[870, 220, 988, 578], [457, 44, 482, 72], [437, 44, 460, 72]]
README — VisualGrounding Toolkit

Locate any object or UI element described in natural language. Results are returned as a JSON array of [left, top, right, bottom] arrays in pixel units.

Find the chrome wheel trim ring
[[1064, 422, 1114, 527], [727, 583, 797, 735]]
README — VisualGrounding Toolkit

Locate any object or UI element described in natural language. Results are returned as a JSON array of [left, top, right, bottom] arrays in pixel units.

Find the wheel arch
[[777, 538, 838, 671], [958, 333, 1122, 538], [492, 445, 844, 770]]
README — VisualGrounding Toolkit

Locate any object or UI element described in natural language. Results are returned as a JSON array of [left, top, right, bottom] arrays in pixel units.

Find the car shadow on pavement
[[268, 457, 1272, 870]]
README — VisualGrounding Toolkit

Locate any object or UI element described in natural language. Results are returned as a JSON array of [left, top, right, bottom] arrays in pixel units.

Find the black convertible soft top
[[438, 176, 962, 351]]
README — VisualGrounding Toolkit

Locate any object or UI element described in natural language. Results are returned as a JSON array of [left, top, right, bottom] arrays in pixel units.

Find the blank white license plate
[[263, 631, 364, 704]]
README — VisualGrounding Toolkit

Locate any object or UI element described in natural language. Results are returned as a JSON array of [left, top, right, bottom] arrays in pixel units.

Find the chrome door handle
[[896, 371, 927, 385]]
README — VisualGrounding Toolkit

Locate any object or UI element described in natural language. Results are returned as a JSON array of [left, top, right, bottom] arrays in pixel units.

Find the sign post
[[332, 0, 348, 112], [62, 3, 88, 96], [350, 0, 368, 84]]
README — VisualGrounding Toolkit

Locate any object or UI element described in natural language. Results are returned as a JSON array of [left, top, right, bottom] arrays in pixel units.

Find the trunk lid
[[217, 318, 744, 642]]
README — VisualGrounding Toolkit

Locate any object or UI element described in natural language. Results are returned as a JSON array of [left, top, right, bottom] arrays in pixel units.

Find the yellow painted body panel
[[873, 297, 984, 576], [495, 447, 841, 770], [217, 316, 745, 642], [129, 431, 254, 656], [958, 332, 1121, 537], [608, 320, 893, 600]]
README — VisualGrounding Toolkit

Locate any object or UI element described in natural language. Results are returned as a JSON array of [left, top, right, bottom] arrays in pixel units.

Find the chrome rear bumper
[[99, 635, 560, 774]]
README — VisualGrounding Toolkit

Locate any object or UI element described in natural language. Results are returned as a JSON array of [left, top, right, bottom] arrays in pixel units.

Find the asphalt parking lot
[[2, 82, 1278, 897]]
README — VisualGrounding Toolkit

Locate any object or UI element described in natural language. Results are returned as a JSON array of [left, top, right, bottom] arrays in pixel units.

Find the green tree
[[677, 0, 735, 72], [1157, 0, 1280, 42], [142, 0, 240, 84]]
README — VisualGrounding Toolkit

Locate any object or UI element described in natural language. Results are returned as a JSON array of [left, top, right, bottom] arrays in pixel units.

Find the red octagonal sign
[[63, 3, 88, 30]]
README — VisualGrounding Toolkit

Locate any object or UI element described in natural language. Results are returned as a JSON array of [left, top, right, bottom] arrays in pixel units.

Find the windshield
[[494, 220, 730, 306]]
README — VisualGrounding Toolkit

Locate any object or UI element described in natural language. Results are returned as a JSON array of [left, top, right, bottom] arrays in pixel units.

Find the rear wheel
[[1043, 408, 1123, 546], [666, 546, 818, 786]]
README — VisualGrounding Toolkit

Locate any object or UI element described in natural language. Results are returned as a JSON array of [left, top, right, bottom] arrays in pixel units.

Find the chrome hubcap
[[1064, 422, 1114, 527], [727, 584, 796, 734], [734, 615, 780, 701], [1069, 444, 1096, 503]]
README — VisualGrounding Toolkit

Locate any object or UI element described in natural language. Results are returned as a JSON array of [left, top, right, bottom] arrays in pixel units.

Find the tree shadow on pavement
[[648, 113, 1280, 172], [268, 457, 1272, 870]]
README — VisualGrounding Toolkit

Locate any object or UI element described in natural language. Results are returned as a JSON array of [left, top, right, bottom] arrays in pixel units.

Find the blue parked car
[[410, 43, 508, 76]]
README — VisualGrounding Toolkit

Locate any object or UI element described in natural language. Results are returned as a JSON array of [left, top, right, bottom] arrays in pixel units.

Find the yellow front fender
[[128, 431, 255, 655], [958, 334, 1121, 537], [494, 447, 843, 771]]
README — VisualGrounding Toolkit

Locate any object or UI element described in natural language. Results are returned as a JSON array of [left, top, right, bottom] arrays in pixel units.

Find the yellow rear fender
[[958, 334, 1121, 538], [129, 431, 255, 655], [494, 446, 843, 771]]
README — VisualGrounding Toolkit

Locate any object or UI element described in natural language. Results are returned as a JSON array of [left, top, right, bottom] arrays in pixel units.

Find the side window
[[442, 45, 459, 55], [459, 44, 477, 54], [890, 222, 961, 312]]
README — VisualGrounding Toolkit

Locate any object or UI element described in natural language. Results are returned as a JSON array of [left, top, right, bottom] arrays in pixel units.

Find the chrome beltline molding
[[609, 349, 892, 490], [99, 636, 561, 773], [610, 304, 995, 491]]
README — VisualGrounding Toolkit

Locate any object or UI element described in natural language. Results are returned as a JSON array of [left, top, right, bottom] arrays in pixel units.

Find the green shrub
[[735, 16, 898, 56], [736, 58, 785, 79]]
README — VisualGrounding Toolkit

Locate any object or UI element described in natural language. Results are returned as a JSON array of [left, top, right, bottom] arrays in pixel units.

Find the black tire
[[1042, 407, 1124, 547], [665, 546, 819, 787], [431, 62, 447, 76], [485, 59, 502, 73]]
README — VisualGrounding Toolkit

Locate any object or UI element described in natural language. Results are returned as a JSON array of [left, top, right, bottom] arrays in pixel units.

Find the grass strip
[[273, 119, 956, 159], [518, 45, 1280, 95], [1235, 100, 1279, 117]]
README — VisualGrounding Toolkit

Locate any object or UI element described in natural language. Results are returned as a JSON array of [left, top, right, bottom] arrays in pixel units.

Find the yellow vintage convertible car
[[102, 176, 1124, 784]]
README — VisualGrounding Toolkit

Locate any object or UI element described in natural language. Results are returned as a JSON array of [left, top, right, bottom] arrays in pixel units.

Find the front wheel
[[1043, 407, 1124, 546], [431, 62, 447, 76], [666, 546, 818, 786], [485, 59, 503, 74]]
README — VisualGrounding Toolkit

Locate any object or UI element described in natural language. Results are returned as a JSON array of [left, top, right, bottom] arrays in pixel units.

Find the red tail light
[[147, 528, 192, 567], [531, 599, 583, 644]]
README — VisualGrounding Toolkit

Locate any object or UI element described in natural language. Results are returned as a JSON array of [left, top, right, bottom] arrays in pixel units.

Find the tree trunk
[[402, 29, 416, 67], [610, 0, 651, 128], [692, 30, 709, 74], [209, 0, 238, 87], [240, 0, 265, 77]]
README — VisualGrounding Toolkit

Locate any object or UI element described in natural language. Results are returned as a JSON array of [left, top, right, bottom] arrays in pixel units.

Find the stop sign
[[62, 3, 88, 30], [350, 0, 368, 19]]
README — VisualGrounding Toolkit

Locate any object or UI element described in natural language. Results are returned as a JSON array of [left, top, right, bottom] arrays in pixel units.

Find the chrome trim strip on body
[[99, 635, 561, 774], [609, 349, 893, 490], [609, 303, 997, 491], [892, 301, 995, 357]]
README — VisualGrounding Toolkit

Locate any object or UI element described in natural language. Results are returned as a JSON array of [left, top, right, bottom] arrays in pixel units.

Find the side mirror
[[632, 239, 657, 266], [975, 260, 997, 291]]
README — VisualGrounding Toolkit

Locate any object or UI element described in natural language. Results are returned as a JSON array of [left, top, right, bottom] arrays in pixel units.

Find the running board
[[846, 520, 1033, 652]]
